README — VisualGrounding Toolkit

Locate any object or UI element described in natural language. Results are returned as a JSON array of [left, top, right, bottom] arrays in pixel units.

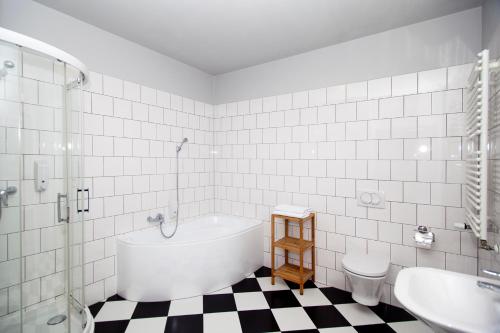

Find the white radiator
[[465, 49, 498, 240]]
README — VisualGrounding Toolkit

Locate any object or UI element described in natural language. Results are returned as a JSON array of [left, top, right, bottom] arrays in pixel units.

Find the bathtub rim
[[116, 214, 263, 247]]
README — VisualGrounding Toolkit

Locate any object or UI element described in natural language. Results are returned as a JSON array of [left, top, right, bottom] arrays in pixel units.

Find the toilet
[[342, 253, 390, 306]]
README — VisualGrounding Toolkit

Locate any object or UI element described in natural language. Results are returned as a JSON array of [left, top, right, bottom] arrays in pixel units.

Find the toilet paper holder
[[414, 225, 435, 249]]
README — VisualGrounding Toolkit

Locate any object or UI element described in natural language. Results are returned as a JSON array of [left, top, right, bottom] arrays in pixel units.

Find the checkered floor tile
[[89, 267, 432, 333]]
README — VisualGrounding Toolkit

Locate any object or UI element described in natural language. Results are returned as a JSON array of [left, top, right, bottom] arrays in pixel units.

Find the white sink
[[395, 267, 500, 333]]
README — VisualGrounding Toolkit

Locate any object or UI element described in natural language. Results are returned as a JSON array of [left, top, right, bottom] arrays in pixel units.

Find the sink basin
[[395, 267, 500, 333]]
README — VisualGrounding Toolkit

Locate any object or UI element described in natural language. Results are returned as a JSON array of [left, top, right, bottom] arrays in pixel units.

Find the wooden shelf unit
[[271, 212, 315, 295]]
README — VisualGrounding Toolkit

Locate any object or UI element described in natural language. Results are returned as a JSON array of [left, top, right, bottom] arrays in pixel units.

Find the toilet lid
[[342, 253, 390, 277]]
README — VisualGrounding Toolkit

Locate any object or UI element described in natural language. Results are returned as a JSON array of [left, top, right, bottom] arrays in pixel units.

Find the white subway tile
[[141, 86, 157, 105], [417, 205, 445, 228], [404, 182, 430, 204], [357, 100, 378, 120], [237, 100, 249, 115], [317, 105, 335, 123], [103, 116, 124, 137], [431, 137, 461, 160], [367, 119, 390, 139], [418, 115, 446, 137], [417, 249, 445, 269], [308, 88, 327, 106], [446, 254, 477, 275], [446, 113, 465, 136], [123, 81, 140, 102], [368, 77, 391, 99], [292, 91, 308, 109], [418, 68, 447, 93], [335, 103, 356, 122], [391, 160, 416, 181], [346, 81, 367, 102], [391, 244, 416, 267], [379, 139, 403, 159], [431, 183, 461, 207], [39, 82, 63, 108], [446, 161, 465, 184], [379, 97, 403, 119], [379, 181, 403, 202], [392, 73, 417, 96], [103, 75, 123, 98], [391, 202, 416, 225], [170, 94, 182, 111], [356, 140, 378, 160], [368, 160, 390, 180], [431, 89, 462, 114], [326, 123, 345, 141], [335, 141, 355, 159], [392, 117, 417, 138], [113, 98, 132, 119], [345, 121, 367, 140], [417, 161, 445, 182], [403, 138, 430, 160], [93, 136, 114, 156], [327, 85, 346, 105], [277, 94, 292, 110], [378, 222, 402, 244], [346, 160, 368, 179], [404, 93, 431, 116], [356, 219, 378, 240], [447, 63, 473, 89]]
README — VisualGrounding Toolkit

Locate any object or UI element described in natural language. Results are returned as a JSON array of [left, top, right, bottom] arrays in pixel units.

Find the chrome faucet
[[477, 269, 500, 293], [0, 186, 17, 220]]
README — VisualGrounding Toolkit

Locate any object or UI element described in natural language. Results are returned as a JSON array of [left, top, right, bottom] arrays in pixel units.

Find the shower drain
[[47, 314, 67, 325]]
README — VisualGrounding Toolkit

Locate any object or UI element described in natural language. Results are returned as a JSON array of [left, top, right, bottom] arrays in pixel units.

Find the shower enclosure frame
[[0, 26, 92, 333]]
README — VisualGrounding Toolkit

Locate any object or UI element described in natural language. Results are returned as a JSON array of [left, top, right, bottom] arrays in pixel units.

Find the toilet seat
[[342, 253, 390, 278]]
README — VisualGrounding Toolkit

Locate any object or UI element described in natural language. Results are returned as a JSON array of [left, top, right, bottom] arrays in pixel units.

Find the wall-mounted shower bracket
[[57, 193, 69, 223]]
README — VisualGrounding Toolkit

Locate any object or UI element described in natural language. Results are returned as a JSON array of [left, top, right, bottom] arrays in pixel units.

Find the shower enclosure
[[0, 28, 92, 333]]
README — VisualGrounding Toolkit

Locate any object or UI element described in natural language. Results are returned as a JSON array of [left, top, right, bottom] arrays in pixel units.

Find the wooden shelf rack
[[271, 212, 315, 294]]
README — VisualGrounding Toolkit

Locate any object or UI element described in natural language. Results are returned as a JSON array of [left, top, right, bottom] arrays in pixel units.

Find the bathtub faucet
[[147, 213, 165, 224]]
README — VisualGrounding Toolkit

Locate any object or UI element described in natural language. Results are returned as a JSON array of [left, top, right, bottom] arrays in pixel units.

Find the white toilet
[[342, 253, 390, 306]]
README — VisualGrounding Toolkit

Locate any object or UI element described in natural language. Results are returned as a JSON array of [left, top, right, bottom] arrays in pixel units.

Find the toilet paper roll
[[414, 233, 433, 249]]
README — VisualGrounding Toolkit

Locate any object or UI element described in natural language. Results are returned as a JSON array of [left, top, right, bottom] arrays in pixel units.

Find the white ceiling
[[34, 0, 483, 75]]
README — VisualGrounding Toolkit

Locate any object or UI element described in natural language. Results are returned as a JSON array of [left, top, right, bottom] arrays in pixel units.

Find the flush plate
[[357, 189, 385, 209]]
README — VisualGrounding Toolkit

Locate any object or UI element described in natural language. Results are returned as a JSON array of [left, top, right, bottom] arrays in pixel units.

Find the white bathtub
[[116, 214, 263, 302]]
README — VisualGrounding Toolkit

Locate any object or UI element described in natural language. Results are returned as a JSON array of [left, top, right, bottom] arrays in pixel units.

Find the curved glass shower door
[[0, 39, 86, 333]]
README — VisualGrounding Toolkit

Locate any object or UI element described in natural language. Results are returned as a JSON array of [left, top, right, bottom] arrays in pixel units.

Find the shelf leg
[[311, 213, 315, 282], [284, 218, 289, 265], [271, 215, 275, 285], [299, 250, 304, 295]]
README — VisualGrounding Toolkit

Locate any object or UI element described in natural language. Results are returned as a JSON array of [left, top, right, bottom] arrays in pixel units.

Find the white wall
[[213, 8, 482, 104], [0, 45, 215, 316], [0, 0, 214, 103], [482, 0, 500, 59], [213, 63, 477, 307]]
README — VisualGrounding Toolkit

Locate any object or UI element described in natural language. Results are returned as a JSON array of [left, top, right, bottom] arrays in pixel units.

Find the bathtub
[[116, 214, 263, 302]]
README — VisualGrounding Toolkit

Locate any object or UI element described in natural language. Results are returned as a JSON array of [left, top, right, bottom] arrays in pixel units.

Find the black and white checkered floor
[[89, 267, 432, 333]]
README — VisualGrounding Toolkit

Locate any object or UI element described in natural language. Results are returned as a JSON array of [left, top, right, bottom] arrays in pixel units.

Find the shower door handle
[[77, 188, 89, 213], [57, 193, 69, 223]]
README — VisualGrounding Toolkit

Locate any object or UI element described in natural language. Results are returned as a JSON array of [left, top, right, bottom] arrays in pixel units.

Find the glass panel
[[0, 43, 87, 333], [65, 63, 86, 332], [18, 48, 69, 333], [0, 40, 22, 333]]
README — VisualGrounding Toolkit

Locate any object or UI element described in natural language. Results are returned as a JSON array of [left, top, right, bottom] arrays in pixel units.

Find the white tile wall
[[213, 63, 477, 307], [0, 49, 215, 317], [1, 45, 486, 313]]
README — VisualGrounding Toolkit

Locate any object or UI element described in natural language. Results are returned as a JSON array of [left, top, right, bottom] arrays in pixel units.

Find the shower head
[[0, 60, 15, 79], [176, 137, 188, 153]]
